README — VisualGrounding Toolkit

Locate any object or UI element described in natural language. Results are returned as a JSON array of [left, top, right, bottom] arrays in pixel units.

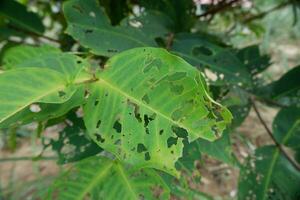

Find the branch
[[166, 33, 174, 50], [7, 24, 62, 44], [199, 0, 241, 18], [251, 99, 300, 171], [243, 1, 291, 23]]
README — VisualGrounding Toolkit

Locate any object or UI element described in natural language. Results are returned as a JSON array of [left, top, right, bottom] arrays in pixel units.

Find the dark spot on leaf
[[107, 49, 118, 53], [113, 121, 122, 133], [144, 114, 154, 127], [145, 127, 150, 135], [145, 152, 151, 161], [94, 100, 99, 106], [159, 129, 164, 135], [172, 126, 188, 138], [58, 91, 66, 97], [85, 29, 93, 34], [193, 46, 213, 56], [137, 143, 147, 153], [76, 60, 82, 64], [167, 137, 178, 148]]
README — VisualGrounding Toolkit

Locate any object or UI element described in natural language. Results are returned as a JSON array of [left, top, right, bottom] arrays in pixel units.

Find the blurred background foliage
[[0, 0, 300, 199]]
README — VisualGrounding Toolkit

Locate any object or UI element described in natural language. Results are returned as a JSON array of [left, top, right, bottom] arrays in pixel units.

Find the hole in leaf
[[167, 137, 178, 148], [145, 152, 151, 161], [159, 129, 164, 135], [193, 46, 213, 56], [144, 114, 154, 127], [172, 126, 188, 138], [96, 120, 101, 128], [137, 143, 147, 153], [113, 121, 122, 133], [95, 133, 105, 143]]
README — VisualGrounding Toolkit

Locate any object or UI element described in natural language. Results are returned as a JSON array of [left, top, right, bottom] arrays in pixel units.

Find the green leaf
[[0, 67, 91, 124], [83, 47, 232, 176], [2, 45, 89, 82], [0, 86, 85, 128], [2, 45, 60, 69], [273, 106, 300, 162], [47, 156, 170, 200], [236, 45, 271, 75], [0, 0, 44, 34], [171, 33, 252, 86], [63, 0, 156, 57], [120, 10, 174, 40], [269, 65, 300, 107], [238, 146, 300, 200]]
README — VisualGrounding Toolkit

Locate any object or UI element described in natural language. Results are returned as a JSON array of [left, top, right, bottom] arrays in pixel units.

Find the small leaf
[[83, 47, 232, 176], [47, 156, 170, 200]]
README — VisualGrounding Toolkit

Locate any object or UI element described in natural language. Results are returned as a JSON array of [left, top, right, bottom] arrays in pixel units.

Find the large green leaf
[[47, 156, 170, 200], [63, 0, 156, 57], [0, 0, 44, 34], [171, 33, 252, 86], [83, 47, 232, 176], [238, 146, 300, 200]]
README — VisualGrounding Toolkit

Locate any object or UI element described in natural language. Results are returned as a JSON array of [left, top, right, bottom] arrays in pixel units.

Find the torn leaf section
[[83, 47, 232, 176]]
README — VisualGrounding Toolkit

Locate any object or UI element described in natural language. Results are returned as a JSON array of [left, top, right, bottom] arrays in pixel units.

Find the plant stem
[[251, 99, 300, 171]]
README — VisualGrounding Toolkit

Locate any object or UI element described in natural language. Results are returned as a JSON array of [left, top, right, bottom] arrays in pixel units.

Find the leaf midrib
[[97, 78, 201, 141], [76, 162, 113, 200]]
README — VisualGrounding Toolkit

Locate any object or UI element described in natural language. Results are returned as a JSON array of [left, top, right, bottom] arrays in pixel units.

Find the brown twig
[[166, 33, 174, 50], [243, 1, 291, 23], [199, 0, 241, 18], [251, 99, 300, 171]]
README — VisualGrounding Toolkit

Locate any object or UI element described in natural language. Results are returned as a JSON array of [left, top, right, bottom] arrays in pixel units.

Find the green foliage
[[0, 0, 299, 199]]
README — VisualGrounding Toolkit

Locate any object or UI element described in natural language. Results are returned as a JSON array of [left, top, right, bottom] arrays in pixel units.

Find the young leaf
[[83, 47, 232, 176], [171, 33, 252, 86], [0, 0, 44, 34], [47, 156, 170, 200], [63, 0, 156, 57]]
